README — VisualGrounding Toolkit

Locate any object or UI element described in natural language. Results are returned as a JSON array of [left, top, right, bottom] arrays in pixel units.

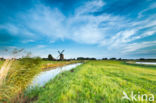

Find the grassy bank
[[0, 58, 42, 102], [26, 60, 156, 103], [0, 60, 4, 69], [0, 58, 78, 102], [40, 60, 79, 70]]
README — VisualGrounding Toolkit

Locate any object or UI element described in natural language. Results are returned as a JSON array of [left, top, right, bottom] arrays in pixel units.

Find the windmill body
[[58, 50, 65, 60], [60, 53, 64, 60]]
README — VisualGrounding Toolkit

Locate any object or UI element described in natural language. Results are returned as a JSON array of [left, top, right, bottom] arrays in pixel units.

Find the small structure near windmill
[[58, 50, 65, 60], [48, 54, 55, 61], [0, 57, 4, 61]]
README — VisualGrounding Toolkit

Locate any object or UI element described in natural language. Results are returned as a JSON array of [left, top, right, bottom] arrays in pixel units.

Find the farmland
[[25, 60, 156, 103]]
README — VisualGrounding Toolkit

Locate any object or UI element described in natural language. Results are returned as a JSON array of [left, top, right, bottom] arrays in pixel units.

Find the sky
[[0, 0, 156, 59]]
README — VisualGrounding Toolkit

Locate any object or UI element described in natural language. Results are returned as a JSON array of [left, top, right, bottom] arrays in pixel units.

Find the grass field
[[26, 60, 156, 103], [0, 58, 77, 102]]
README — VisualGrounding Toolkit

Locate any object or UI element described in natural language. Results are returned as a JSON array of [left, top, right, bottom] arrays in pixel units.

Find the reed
[[41, 60, 79, 70], [0, 58, 42, 102], [0, 60, 14, 86], [0, 60, 4, 69], [0, 58, 78, 102]]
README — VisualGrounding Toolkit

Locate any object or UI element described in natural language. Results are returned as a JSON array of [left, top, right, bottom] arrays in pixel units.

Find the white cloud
[[123, 41, 156, 53], [0, 24, 19, 35], [75, 0, 105, 16], [106, 14, 156, 49], [22, 40, 34, 43], [130, 30, 156, 41], [23, 5, 67, 40], [72, 24, 103, 44], [36, 45, 46, 48], [138, 2, 156, 18], [109, 29, 137, 48], [15, 0, 109, 44]]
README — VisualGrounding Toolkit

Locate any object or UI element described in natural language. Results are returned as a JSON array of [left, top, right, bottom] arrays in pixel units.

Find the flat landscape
[[25, 60, 156, 103], [0, 0, 156, 102]]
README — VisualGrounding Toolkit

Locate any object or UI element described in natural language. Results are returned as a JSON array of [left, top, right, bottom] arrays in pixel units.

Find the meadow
[[26, 60, 156, 103], [0, 58, 77, 102]]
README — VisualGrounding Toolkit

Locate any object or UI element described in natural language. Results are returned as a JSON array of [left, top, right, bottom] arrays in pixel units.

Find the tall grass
[[0, 60, 4, 69], [0, 57, 42, 102], [0, 60, 14, 86], [26, 60, 156, 103], [0, 58, 79, 102]]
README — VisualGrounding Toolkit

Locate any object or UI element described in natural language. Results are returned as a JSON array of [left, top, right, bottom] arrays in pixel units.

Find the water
[[136, 62, 156, 65], [30, 63, 82, 87]]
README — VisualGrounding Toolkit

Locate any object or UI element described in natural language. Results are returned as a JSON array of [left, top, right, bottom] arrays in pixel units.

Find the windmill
[[57, 50, 65, 60]]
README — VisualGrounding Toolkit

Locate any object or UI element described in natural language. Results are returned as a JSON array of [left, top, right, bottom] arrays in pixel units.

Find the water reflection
[[136, 62, 156, 65], [30, 63, 81, 87]]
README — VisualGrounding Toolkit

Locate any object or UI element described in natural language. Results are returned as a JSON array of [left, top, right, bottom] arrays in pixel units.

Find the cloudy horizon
[[0, 0, 156, 59]]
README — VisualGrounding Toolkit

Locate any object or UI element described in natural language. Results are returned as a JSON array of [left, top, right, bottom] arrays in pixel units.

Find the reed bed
[[0, 60, 4, 69], [0, 58, 42, 102], [41, 60, 79, 70], [0, 60, 14, 86], [0, 58, 76, 102]]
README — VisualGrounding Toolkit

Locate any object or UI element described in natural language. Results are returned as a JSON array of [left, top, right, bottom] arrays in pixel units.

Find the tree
[[118, 58, 122, 60], [139, 58, 145, 61], [77, 57, 96, 60], [48, 54, 54, 60], [110, 58, 116, 60], [102, 58, 108, 60]]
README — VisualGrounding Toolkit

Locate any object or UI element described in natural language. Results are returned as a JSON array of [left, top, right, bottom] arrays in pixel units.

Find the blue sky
[[0, 0, 156, 59]]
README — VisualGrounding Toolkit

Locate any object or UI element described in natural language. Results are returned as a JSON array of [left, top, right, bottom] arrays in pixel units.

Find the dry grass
[[0, 58, 42, 102], [41, 61, 79, 70], [0, 60, 14, 86], [0, 60, 4, 69], [0, 58, 79, 102]]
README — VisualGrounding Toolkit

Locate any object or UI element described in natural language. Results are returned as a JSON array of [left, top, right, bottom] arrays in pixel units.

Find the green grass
[[0, 58, 77, 102], [26, 60, 156, 103]]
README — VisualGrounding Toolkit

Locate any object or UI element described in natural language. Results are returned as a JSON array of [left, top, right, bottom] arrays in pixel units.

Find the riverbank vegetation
[[0, 60, 4, 69], [40, 60, 79, 70], [26, 60, 156, 103], [0, 58, 78, 102]]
